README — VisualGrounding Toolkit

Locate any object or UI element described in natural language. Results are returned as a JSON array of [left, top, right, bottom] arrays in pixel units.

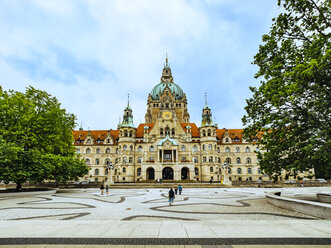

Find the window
[[226, 157, 231, 164], [122, 167, 126, 173], [85, 158, 90, 165], [137, 168, 141, 176], [195, 167, 199, 175], [245, 147, 251, 153], [115, 158, 118, 164], [208, 129, 211, 136], [129, 157, 133, 163], [208, 144, 212, 150], [87, 139, 91, 144], [193, 145, 198, 152], [236, 157, 241, 164], [96, 148, 100, 154], [138, 146, 142, 152], [210, 167, 213, 172], [217, 147, 220, 153], [94, 178, 98, 183], [149, 157, 154, 161], [236, 147, 240, 153], [181, 145, 186, 151], [123, 157, 127, 163], [228, 168, 232, 174], [122, 177, 125, 181], [217, 157, 221, 163], [172, 128, 175, 135], [160, 128, 163, 135], [202, 144, 206, 150], [105, 169, 108, 175], [203, 130, 206, 137], [181, 157, 186, 162], [150, 146, 154, 152], [248, 168, 252, 174], [107, 138, 110, 143], [130, 145, 133, 151], [123, 145, 127, 151], [203, 156, 207, 162], [124, 130, 128, 137], [246, 157, 251, 164], [137, 157, 142, 163], [193, 157, 198, 163], [86, 148, 91, 154], [106, 148, 111, 154], [237, 168, 242, 174], [209, 156, 213, 162], [95, 169, 99, 175], [96, 158, 100, 165], [76, 148, 80, 154], [225, 147, 230, 153], [258, 168, 262, 174], [116, 148, 119, 154], [225, 138, 229, 142], [105, 158, 110, 165]]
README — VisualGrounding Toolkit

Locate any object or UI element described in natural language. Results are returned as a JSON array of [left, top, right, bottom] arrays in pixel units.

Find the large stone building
[[72, 58, 289, 184]]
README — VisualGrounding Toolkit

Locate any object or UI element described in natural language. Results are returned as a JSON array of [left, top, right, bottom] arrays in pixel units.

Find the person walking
[[105, 184, 109, 195], [100, 184, 104, 195], [174, 184, 178, 195], [178, 184, 182, 195], [168, 188, 175, 206]]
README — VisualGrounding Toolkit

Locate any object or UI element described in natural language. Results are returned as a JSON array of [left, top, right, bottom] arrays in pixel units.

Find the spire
[[127, 94, 130, 108], [79, 122, 83, 131], [205, 92, 208, 107], [166, 52, 168, 67]]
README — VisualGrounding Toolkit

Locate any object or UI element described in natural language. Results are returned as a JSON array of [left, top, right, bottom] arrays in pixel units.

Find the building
[[73, 58, 309, 183]]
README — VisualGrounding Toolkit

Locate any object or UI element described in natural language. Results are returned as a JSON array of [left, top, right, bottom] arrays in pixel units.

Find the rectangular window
[[210, 167, 213, 172], [138, 157, 142, 163], [203, 156, 207, 162], [129, 157, 133, 163], [123, 167, 126, 173]]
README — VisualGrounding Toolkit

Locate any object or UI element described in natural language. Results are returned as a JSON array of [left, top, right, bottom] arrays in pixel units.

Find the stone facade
[[73, 59, 313, 184]]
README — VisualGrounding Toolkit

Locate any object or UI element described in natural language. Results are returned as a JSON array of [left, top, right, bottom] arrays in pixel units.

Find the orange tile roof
[[136, 123, 154, 138], [180, 123, 200, 137], [216, 129, 244, 143], [72, 130, 119, 144]]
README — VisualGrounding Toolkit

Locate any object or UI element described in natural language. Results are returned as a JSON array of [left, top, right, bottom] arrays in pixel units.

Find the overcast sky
[[0, 0, 280, 130]]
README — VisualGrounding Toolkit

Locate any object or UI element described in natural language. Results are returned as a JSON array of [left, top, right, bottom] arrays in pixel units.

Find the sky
[[0, 0, 280, 130]]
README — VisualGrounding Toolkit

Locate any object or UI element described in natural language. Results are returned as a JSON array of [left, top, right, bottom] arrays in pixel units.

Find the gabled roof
[[136, 123, 154, 138], [216, 129, 244, 143], [180, 123, 200, 137], [158, 135, 178, 146], [72, 130, 119, 144]]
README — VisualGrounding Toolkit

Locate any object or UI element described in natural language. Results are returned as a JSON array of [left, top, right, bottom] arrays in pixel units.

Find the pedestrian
[[168, 188, 175, 206], [174, 184, 178, 195], [105, 184, 109, 195], [178, 184, 182, 195], [100, 184, 104, 195]]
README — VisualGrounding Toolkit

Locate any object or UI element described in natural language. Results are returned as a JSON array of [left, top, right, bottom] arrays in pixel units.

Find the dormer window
[[107, 139, 110, 143], [87, 139, 91, 144], [225, 138, 229, 142]]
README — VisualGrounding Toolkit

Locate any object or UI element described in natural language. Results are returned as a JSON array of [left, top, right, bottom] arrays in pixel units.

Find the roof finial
[[166, 52, 168, 67], [205, 92, 208, 107], [127, 93, 130, 107]]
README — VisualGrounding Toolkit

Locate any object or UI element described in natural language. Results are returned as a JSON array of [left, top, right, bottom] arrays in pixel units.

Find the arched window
[[236, 147, 240, 153], [129, 131, 133, 137], [116, 148, 118, 154], [107, 138, 110, 143], [124, 130, 128, 137], [210, 167, 213, 172], [137, 168, 141, 176], [207, 129, 211, 136], [138, 146, 142, 152], [258, 168, 262, 174], [217, 147, 220, 153], [160, 128, 163, 135], [236, 157, 241, 164], [95, 169, 99, 175], [225, 138, 229, 142], [130, 145, 133, 151], [225, 147, 230, 153], [86, 148, 91, 154], [137, 157, 142, 163], [195, 167, 199, 175], [245, 147, 251, 153], [105, 158, 110, 165], [203, 130, 206, 137], [106, 148, 111, 154], [247, 168, 252, 174], [123, 145, 127, 151], [217, 157, 221, 163], [202, 144, 206, 150], [76, 148, 80, 154], [150, 146, 154, 152], [96, 158, 100, 165], [96, 148, 100, 154], [85, 158, 90, 165], [237, 168, 242, 174], [246, 157, 251, 164], [208, 144, 212, 150], [228, 168, 232, 174], [193, 157, 198, 163], [105, 168, 108, 175], [181, 145, 186, 151], [193, 145, 198, 152], [226, 157, 231, 164], [171, 128, 175, 135], [122, 167, 126, 173]]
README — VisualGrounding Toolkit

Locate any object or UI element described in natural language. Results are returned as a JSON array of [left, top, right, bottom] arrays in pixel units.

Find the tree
[[242, 0, 331, 180], [0, 86, 88, 189]]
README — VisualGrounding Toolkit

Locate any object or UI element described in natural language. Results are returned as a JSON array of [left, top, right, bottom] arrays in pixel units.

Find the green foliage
[[0, 86, 88, 189], [242, 0, 331, 179]]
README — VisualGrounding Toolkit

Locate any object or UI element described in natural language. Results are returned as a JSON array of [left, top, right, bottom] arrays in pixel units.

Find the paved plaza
[[0, 187, 330, 247]]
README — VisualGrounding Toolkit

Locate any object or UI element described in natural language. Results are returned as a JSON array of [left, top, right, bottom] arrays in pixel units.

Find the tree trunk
[[15, 182, 22, 191]]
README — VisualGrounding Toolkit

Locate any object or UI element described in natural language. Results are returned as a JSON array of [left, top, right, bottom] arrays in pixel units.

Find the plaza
[[0, 186, 330, 247]]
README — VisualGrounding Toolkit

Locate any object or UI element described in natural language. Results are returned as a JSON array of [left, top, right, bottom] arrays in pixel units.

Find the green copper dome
[[150, 82, 184, 100]]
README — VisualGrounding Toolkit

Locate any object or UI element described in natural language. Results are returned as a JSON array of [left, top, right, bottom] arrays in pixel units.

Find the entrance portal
[[181, 167, 189, 180], [147, 167, 155, 180], [162, 167, 174, 180]]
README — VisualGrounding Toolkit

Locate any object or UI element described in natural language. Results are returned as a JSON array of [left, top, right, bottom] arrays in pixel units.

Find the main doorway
[[162, 167, 174, 180], [147, 167, 155, 180], [181, 167, 189, 180]]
